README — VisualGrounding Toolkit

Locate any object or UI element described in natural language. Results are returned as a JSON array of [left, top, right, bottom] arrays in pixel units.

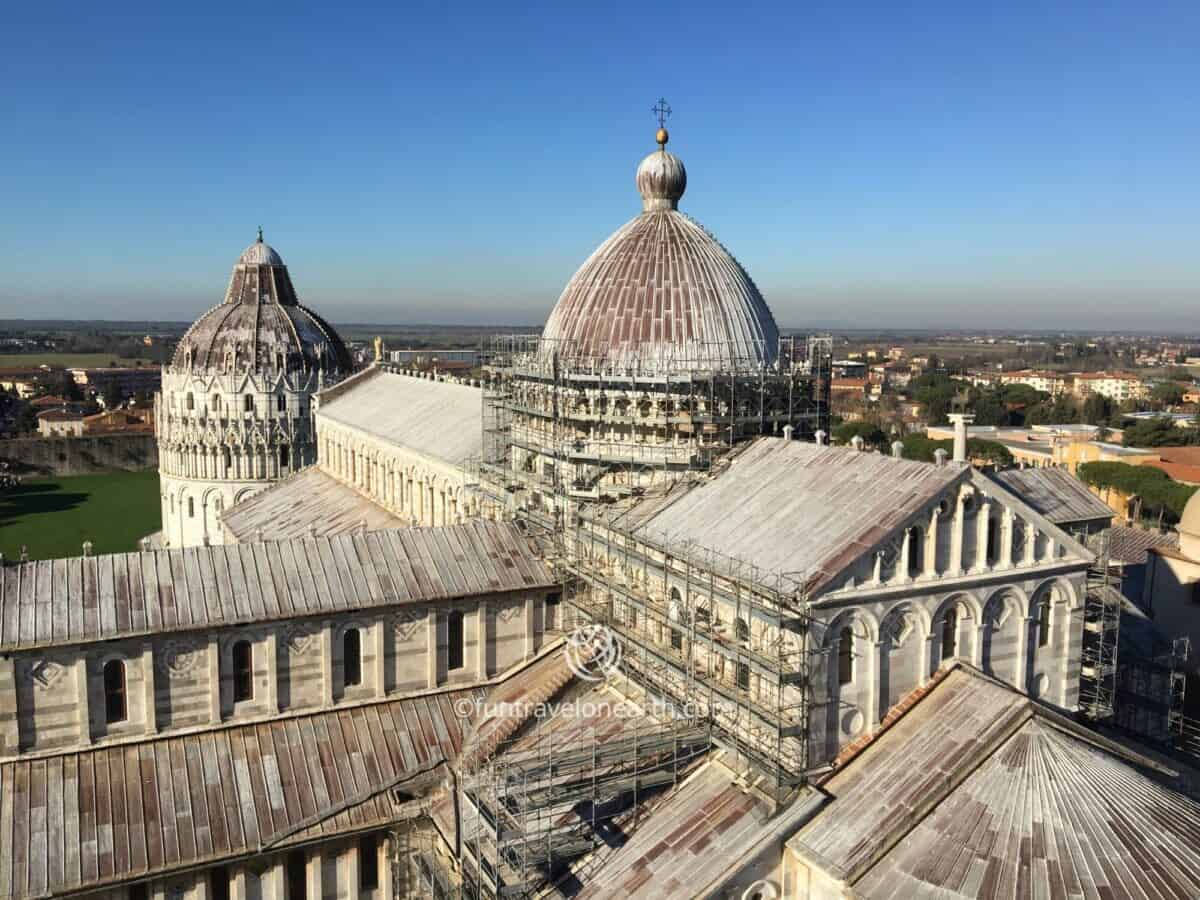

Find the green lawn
[[0, 470, 161, 561], [0, 353, 156, 369]]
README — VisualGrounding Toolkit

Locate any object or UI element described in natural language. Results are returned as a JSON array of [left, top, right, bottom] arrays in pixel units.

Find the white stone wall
[[316, 418, 482, 527], [155, 368, 328, 548], [2, 591, 550, 758], [571, 483, 1090, 770], [96, 833, 393, 900]]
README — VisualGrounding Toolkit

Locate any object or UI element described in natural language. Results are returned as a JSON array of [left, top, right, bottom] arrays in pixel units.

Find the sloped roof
[[221, 467, 406, 542], [990, 466, 1113, 526], [0, 688, 482, 899], [0, 521, 555, 651], [631, 438, 967, 595], [1099, 525, 1179, 566], [571, 761, 820, 899], [790, 666, 1200, 899], [316, 367, 482, 467]]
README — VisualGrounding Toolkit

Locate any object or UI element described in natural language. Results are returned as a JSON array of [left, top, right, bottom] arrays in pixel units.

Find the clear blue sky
[[1, 1, 1197, 330]]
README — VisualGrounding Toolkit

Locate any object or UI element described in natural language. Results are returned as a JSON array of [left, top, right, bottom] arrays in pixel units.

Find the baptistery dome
[[173, 230, 352, 375], [540, 129, 779, 374]]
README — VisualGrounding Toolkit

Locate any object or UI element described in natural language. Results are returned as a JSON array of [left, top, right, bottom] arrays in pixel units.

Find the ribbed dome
[[540, 139, 779, 374], [172, 231, 352, 375], [1179, 491, 1200, 559]]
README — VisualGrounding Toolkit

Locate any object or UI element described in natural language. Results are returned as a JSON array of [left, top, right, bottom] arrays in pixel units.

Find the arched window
[[736, 661, 750, 692], [1037, 596, 1052, 647], [232, 640, 254, 702], [186, 392, 194, 411], [942, 608, 958, 660], [359, 834, 380, 892], [986, 517, 1001, 565], [837, 627, 854, 685], [907, 526, 924, 577], [103, 659, 126, 724], [187, 497, 195, 518], [735, 617, 750, 644], [343, 628, 362, 687], [277, 393, 286, 412], [222, 447, 232, 473], [447, 611, 465, 671], [279, 445, 289, 470], [244, 394, 254, 413], [211, 393, 221, 411], [669, 587, 683, 650]]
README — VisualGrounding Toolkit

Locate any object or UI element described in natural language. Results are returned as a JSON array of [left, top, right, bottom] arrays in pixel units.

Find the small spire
[[256, 225, 264, 243]]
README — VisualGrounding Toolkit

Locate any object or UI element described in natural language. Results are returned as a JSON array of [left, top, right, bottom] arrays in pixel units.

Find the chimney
[[947, 413, 974, 463], [782, 424, 794, 441], [850, 435, 865, 452], [892, 440, 905, 459], [814, 429, 827, 446], [934, 448, 949, 467]]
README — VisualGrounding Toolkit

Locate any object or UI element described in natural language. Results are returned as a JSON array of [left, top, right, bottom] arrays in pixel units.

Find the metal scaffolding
[[447, 332, 827, 897], [561, 514, 813, 799], [458, 714, 712, 898], [1079, 533, 1120, 721], [469, 333, 831, 517]]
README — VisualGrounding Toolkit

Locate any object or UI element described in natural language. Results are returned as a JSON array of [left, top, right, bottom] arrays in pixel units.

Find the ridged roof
[[794, 666, 1200, 899], [171, 231, 351, 376], [540, 139, 780, 374], [0, 521, 554, 651]]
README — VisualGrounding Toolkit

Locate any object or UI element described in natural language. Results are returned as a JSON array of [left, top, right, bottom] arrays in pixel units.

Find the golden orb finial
[[656, 127, 669, 148]]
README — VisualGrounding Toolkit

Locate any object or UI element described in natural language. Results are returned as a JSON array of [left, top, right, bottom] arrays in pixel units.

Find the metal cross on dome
[[652, 98, 672, 128]]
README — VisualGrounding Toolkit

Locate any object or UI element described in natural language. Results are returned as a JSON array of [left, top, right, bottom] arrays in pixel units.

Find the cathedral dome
[[172, 230, 352, 376], [1178, 490, 1200, 559], [540, 131, 779, 374]]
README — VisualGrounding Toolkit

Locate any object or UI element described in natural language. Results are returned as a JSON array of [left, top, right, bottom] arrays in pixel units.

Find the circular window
[[842, 707, 865, 736]]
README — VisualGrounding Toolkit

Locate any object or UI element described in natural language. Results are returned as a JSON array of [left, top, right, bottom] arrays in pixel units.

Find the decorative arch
[[930, 591, 980, 671], [981, 588, 1026, 687], [819, 607, 879, 760], [878, 602, 928, 713], [1030, 576, 1078, 612], [821, 607, 880, 648]]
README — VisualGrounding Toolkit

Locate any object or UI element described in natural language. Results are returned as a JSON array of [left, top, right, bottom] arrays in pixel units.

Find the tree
[[1082, 394, 1113, 426], [899, 434, 1013, 467], [968, 388, 1009, 427], [102, 380, 124, 410], [833, 421, 886, 449], [1078, 460, 1197, 523], [910, 373, 960, 426], [60, 371, 83, 402], [1151, 382, 1186, 407], [1122, 417, 1192, 448], [15, 404, 37, 434]]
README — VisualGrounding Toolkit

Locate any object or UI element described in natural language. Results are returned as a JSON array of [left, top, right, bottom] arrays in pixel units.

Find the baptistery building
[[155, 230, 352, 547]]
